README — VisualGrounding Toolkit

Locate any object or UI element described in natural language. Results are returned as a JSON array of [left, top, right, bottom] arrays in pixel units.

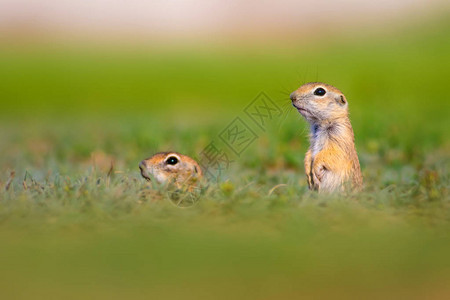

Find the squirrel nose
[[290, 92, 297, 101], [139, 160, 146, 171], [139, 160, 152, 181]]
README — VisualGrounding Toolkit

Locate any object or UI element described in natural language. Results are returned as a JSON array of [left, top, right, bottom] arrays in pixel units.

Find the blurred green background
[[0, 1, 449, 299]]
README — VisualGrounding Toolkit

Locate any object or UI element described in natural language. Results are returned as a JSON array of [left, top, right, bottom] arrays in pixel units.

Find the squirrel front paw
[[311, 164, 328, 190]]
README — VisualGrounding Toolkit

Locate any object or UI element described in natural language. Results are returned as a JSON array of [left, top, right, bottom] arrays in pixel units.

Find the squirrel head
[[290, 82, 348, 123], [139, 152, 203, 186]]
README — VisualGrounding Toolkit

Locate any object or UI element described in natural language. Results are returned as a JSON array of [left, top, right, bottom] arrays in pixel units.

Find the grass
[[0, 16, 449, 299]]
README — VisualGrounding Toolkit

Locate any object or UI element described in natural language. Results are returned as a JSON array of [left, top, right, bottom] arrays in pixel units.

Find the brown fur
[[139, 152, 203, 188], [290, 82, 362, 192]]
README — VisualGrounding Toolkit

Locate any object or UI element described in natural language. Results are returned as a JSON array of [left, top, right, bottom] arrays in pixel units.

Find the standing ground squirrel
[[290, 82, 363, 192], [139, 152, 203, 188]]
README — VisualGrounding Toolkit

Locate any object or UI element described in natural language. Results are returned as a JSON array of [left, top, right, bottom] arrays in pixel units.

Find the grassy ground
[[0, 17, 449, 299]]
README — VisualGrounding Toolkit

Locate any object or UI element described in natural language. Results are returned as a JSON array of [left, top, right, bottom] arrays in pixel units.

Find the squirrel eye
[[166, 156, 178, 165], [314, 88, 326, 96]]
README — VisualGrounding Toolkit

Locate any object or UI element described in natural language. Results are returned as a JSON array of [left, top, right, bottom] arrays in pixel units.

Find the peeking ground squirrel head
[[290, 82, 348, 123], [139, 152, 203, 186]]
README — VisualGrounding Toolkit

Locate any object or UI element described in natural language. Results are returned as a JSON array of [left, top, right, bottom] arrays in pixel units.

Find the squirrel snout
[[139, 160, 146, 171], [139, 160, 151, 181], [290, 92, 297, 102]]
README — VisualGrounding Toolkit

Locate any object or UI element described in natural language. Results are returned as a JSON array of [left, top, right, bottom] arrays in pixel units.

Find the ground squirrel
[[290, 82, 363, 192], [139, 152, 203, 187]]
